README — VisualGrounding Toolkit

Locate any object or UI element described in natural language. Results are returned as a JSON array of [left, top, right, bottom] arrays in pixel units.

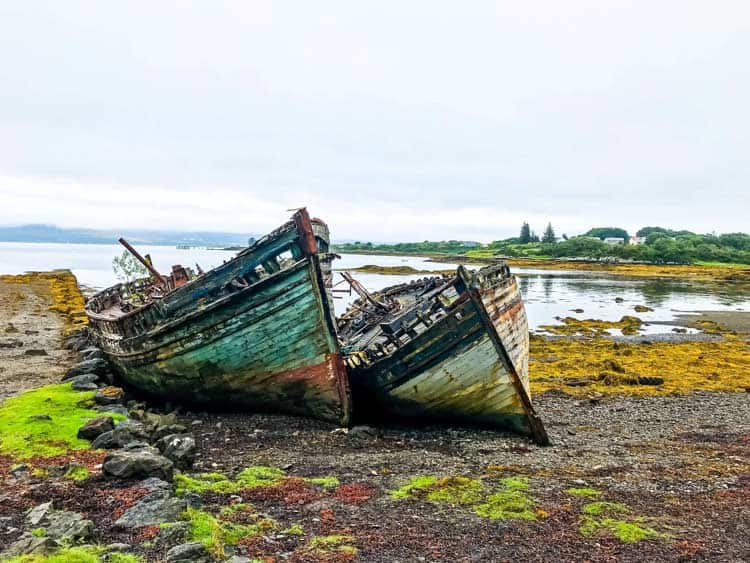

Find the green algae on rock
[[0, 383, 125, 460]]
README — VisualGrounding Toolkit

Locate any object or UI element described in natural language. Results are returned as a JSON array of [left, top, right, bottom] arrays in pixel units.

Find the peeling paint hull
[[346, 264, 547, 443], [86, 212, 352, 426]]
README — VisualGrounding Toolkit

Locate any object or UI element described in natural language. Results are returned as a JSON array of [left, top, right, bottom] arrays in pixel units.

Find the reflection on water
[[516, 270, 749, 333], [1, 242, 747, 333]]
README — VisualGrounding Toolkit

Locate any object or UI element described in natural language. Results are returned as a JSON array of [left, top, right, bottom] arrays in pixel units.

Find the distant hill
[[0, 224, 258, 247]]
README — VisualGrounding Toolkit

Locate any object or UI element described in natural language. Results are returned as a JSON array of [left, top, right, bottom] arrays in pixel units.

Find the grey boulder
[[103, 446, 174, 481], [156, 521, 191, 545], [78, 416, 115, 440], [26, 502, 53, 526], [157, 435, 196, 469], [115, 496, 187, 528], [44, 511, 95, 542], [64, 357, 109, 379], [166, 542, 210, 563], [0, 534, 58, 558], [152, 423, 189, 443], [93, 420, 149, 449]]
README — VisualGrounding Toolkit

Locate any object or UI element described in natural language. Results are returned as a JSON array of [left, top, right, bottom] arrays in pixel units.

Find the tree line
[[334, 225, 750, 265]]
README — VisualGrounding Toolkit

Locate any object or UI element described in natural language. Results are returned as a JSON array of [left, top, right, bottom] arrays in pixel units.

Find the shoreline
[[335, 250, 750, 283]]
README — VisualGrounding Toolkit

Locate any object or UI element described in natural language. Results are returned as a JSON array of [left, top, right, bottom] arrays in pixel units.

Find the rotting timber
[[85, 209, 352, 425], [339, 263, 548, 444]]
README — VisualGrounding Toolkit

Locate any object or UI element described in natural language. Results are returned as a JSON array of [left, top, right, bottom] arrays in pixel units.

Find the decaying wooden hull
[[343, 264, 548, 443], [86, 210, 351, 425]]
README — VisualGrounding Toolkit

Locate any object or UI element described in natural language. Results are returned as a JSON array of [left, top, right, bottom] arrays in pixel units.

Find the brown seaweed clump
[[530, 330, 750, 396]]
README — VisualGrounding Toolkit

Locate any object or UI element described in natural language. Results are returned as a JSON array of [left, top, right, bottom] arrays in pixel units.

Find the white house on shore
[[603, 237, 625, 245], [629, 236, 646, 245]]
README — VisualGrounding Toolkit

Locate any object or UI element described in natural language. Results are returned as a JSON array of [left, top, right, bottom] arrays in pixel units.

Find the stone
[[162, 435, 196, 470], [64, 357, 110, 379], [115, 496, 187, 528], [226, 557, 251, 563], [141, 477, 173, 494], [94, 386, 126, 406], [71, 381, 100, 392], [67, 373, 101, 386], [1, 534, 58, 558], [26, 502, 53, 526], [348, 425, 379, 438], [80, 347, 105, 361], [90, 419, 150, 450], [27, 414, 51, 421], [156, 521, 191, 545], [95, 404, 130, 417], [166, 542, 209, 562], [78, 416, 115, 440], [182, 492, 203, 509], [92, 430, 118, 449], [103, 447, 174, 481], [152, 424, 189, 443], [24, 349, 48, 356], [45, 511, 95, 542]]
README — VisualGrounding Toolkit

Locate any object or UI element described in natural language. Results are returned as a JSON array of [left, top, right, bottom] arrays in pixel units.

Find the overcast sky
[[1, 1, 748, 242]]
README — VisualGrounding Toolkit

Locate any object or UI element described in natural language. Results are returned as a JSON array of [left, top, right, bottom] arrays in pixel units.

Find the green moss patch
[[391, 474, 539, 521], [235, 466, 286, 488], [283, 523, 304, 536], [0, 384, 126, 460], [389, 475, 438, 499], [176, 466, 316, 497], [64, 465, 90, 481], [425, 477, 483, 505], [582, 501, 628, 516], [304, 476, 340, 489], [175, 472, 240, 495], [499, 476, 530, 491], [577, 499, 666, 543], [304, 535, 358, 556], [2, 546, 143, 563], [580, 517, 662, 542], [182, 506, 276, 559], [474, 490, 537, 521]]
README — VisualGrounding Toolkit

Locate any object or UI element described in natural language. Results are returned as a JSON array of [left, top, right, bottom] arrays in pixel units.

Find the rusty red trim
[[293, 208, 318, 257]]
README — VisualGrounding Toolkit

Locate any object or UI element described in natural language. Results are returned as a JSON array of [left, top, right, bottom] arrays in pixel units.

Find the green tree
[[112, 250, 149, 282], [584, 227, 630, 243], [519, 222, 531, 244], [542, 222, 556, 243]]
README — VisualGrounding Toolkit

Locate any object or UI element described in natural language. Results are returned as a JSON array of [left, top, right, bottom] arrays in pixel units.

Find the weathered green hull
[[348, 265, 547, 443], [87, 212, 351, 425]]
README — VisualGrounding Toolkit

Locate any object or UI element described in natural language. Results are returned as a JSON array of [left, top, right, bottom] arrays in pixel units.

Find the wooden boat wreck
[[85, 209, 352, 425], [338, 263, 549, 444]]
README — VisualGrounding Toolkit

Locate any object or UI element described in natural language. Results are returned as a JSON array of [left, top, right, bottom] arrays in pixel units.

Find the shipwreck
[[85, 209, 352, 425], [338, 263, 548, 444]]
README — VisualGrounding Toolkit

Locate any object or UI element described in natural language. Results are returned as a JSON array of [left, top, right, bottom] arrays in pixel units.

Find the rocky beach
[[0, 270, 748, 562]]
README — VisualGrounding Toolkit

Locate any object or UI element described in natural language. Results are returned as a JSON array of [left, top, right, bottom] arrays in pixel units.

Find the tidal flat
[[0, 271, 748, 562]]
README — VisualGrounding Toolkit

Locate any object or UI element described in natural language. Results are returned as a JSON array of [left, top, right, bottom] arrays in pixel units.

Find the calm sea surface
[[1, 242, 747, 333]]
